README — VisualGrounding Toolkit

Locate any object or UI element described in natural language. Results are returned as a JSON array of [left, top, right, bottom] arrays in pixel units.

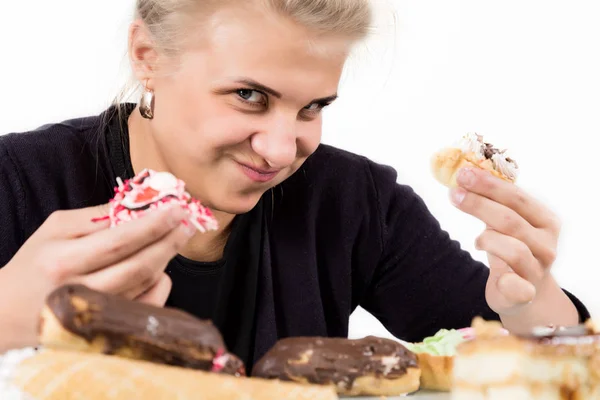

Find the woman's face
[[133, 6, 350, 215]]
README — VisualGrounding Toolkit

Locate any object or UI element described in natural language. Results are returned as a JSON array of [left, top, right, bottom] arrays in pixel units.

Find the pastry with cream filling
[[252, 336, 421, 396], [405, 328, 471, 391], [93, 168, 219, 233], [451, 318, 600, 400], [431, 133, 519, 187]]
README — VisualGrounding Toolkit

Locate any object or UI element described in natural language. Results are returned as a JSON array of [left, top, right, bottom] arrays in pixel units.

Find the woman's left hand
[[449, 166, 563, 317]]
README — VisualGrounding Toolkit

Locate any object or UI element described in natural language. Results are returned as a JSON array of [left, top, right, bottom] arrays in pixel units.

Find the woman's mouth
[[236, 162, 281, 183]]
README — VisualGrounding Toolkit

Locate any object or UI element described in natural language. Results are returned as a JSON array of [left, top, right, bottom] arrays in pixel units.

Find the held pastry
[[451, 318, 600, 400], [93, 168, 218, 233], [252, 336, 421, 396], [4, 348, 338, 400], [431, 133, 519, 187], [38, 284, 245, 376]]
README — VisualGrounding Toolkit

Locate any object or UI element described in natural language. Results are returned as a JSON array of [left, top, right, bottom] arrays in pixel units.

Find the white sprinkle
[[380, 356, 400, 376], [147, 172, 179, 192], [146, 316, 159, 336]]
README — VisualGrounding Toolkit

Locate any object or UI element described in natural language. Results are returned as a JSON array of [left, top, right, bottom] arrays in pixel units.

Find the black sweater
[[0, 105, 590, 369]]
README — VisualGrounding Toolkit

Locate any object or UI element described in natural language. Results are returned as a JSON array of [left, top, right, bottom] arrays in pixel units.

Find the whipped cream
[[491, 153, 519, 180], [380, 355, 401, 376], [454, 133, 519, 180], [456, 133, 485, 159]]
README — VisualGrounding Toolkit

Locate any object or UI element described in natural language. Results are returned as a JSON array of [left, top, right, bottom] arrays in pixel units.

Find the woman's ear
[[128, 20, 159, 89]]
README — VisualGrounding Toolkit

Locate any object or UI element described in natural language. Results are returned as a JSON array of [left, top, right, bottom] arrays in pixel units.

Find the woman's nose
[[250, 118, 298, 169]]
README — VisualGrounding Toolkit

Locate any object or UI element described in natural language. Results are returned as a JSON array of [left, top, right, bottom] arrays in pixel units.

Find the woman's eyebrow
[[233, 78, 283, 98], [232, 77, 338, 103]]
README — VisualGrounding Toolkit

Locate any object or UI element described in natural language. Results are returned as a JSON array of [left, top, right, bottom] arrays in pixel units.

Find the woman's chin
[[212, 191, 266, 216]]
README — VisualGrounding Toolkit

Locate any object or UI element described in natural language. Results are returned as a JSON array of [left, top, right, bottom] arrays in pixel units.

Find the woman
[[0, 0, 588, 369]]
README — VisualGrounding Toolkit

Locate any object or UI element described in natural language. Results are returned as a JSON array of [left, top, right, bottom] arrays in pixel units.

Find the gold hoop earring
[[139, 80, 155, 119]]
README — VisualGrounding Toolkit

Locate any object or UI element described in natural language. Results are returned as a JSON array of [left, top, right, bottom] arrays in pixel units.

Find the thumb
[[56, 202, 112, 238], [496, 272, 536, 307], [486, 254, 536, 315]]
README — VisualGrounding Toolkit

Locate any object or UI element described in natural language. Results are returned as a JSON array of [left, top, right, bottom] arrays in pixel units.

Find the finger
[[78, 222, 195, 296], [453, 187, 558, 264], [455, 167, 560, 232], [42, 204, 111, 239], [476, 229, 545, 284], [452, 187, 532, 236], [497, 271, 537, 306], [452, 188, 554, 260], [136, 273, 173, 307], [64, 205, 190, 276]]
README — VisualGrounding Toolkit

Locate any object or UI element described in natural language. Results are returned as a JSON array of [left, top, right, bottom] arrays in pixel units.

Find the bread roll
[[8, 349, 337, 400]]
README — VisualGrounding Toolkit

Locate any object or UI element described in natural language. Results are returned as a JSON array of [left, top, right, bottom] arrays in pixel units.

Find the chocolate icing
[[44, 284, 245, 376], [252, 336, 418, 391]]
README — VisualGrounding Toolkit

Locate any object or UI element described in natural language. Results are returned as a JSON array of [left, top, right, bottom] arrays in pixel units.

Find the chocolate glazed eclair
[[252, 336, 421, 396], [38, 284, 245, 376]]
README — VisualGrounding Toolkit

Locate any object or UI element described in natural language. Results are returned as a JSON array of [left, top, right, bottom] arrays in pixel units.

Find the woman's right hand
[[0, 203, 196, 351]]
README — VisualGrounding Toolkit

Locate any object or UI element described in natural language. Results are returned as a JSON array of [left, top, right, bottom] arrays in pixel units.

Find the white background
[[0, 1, 598, 340]]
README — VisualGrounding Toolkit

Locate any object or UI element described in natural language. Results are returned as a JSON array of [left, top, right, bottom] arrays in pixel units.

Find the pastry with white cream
[[451, 318, 600, 400], [431, 133, 519, 187]]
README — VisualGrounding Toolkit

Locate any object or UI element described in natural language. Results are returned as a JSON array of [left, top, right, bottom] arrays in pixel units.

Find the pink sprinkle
[[211, 348, 227, 372]]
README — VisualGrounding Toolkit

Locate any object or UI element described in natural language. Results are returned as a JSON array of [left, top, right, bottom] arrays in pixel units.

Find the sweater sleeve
[[0, 141, 27, 269], [359, 160, 590, 342]]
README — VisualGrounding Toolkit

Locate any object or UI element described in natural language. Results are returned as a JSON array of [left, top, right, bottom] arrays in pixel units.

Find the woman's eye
[[304, 103, 321, 111], [237, 89, 265, 104]]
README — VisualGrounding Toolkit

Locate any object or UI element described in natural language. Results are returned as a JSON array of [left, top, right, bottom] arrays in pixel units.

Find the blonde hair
[[115, 0, 372, 104], [137, 0, 372, 51]]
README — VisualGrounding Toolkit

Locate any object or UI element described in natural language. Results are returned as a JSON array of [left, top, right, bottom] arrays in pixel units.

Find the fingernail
[[457, 168, 475, 188], [450, 188, 467, 206]]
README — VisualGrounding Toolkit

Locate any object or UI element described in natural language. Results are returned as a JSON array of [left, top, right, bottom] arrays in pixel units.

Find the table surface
[[347, 391, 450, 399]]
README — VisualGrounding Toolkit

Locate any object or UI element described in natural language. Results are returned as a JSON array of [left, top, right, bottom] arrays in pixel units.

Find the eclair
[[431, 133, 519, 187], [252, 336, 421, 396], [38, 284, 245, 376]]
